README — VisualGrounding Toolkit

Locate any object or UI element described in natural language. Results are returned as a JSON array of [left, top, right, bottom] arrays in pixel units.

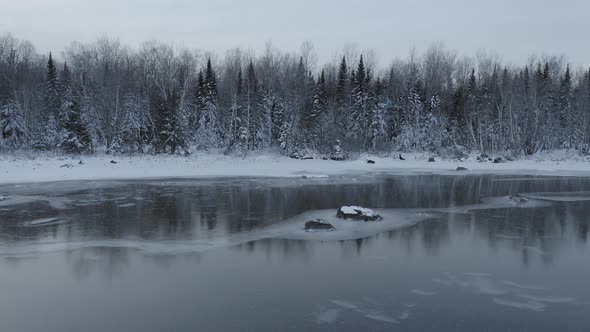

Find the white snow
[[0, 150, 590, 185], [339, 206, 378, 217]]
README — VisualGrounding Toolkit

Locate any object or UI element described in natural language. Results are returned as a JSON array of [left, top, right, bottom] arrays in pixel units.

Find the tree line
[[1, 34, 589, 157]]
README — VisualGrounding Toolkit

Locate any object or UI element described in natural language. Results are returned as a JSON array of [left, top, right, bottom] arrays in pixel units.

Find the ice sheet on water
[[492, 298, 547, 312], [22, 217, 70, 227], [411, 289, 437, 296], [519, 191, 590, 202], [313, 306, 341, 324], [432, 272, 508, 296], [0, 194, 570, 257], [363, 312, 399, 324], [329, 299, 400, 324], [502, 280, 547, 291], [274, 209, 431, 241], [117, 203, 136, 208], [431, 272, 576, 313], [331, 300, 358, 310], [428, 196, 551, 215], [517, 294, 573, 304], [0, 195, 71, 209]]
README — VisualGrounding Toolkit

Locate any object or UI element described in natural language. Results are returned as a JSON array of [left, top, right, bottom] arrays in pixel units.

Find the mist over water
[[1, 174, 589, 331]]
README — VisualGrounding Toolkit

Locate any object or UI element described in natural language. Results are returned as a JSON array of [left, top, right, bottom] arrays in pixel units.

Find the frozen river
[[1, 174, 589, 331]]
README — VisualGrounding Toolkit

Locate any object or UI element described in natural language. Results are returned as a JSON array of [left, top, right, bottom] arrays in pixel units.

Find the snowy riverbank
[[1, 150, 590, 185]]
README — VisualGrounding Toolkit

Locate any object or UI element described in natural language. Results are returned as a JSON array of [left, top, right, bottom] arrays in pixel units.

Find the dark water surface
[[1, 174, 589, 332]]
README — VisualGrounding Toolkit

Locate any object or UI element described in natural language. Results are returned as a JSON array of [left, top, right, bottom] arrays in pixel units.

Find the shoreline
[[1, 152, 590, 185]]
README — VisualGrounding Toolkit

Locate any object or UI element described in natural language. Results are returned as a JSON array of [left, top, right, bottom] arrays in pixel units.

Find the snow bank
[[0, 150, 589, 185]]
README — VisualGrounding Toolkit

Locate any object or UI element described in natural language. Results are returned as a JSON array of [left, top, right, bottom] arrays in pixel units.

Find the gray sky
[[1, 0, 588, 67]]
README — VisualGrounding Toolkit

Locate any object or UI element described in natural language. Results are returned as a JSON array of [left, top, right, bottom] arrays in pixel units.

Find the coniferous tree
[[0, 101, 26, 149], [349, 55, 369, 147], [45, 52, 61, 117], [195, 59, 222, 149], [245, 61, 257, 149], [308, 70, 328, 149], [1, 34, 590, 158], [368, 78, 387, 152], [58, 85, 91, 154], [226, 69, 245, 154]]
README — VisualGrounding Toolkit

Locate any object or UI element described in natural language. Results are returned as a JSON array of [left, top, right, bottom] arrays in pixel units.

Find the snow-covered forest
[[1, 33, 589, 157]]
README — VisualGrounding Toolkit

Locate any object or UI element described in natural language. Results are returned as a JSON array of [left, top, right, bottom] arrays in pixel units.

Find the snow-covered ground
[[1, 150, 589, 185]]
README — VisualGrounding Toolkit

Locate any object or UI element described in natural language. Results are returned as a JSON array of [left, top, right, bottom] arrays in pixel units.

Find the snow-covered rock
[[337, 206, 382, 221], [304, 219, 335, 231]]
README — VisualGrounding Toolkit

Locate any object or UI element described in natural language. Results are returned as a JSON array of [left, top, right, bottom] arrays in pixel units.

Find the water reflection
[[0, 175, 589, 278]]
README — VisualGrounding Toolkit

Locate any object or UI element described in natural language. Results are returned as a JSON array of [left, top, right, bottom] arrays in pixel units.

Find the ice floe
[[519, 191, 590, 202], [411, 289, 437, 296], [22, 217, 71, 227], [492, 298, 547, 312], [313, 306, 341, 324]]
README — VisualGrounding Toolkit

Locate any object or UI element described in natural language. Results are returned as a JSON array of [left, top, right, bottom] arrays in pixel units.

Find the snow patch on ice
[[313, 306, 341, 324], [363, 312, 399, 324], [0, 195, 71, 209], [492, 298, 547, 312], [517, 294, 574, 304], [411, 289, 437, 296], [502, 281, 547, 291], [331, 300, 358, 310], [24, 217, 70, 227], [330, 300, 400, 324], [117, 203, 136, 208], [520, 192, 590, 202]]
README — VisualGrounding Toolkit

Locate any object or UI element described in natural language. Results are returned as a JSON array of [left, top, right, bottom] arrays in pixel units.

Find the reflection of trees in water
[[65, 246, 130, 280], [2, 175, 590, 276], [234, 238, 314, 262]]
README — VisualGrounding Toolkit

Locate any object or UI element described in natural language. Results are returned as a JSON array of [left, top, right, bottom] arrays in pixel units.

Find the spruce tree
[[61, 62, 71, 91], [0, 101, 27, 149], [58, 85, 91, 154], [45, 52, 61, 117], [349, 55, 369, 147], [336, 56, 348, 106], [195, 60, 222, 149]]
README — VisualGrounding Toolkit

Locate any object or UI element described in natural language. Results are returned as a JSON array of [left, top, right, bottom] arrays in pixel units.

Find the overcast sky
[[1, 0, 588, 67]]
